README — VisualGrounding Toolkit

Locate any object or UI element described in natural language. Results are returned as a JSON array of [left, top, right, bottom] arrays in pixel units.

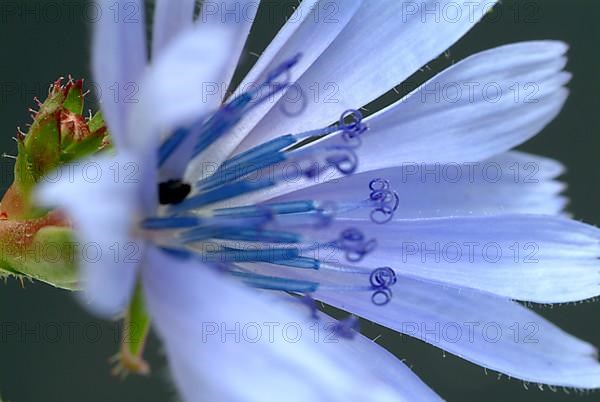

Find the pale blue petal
[[315, 277, 600, 388], [186, 0, 362, 180], [233, 0, 499, 153], [137, 24, 231, 131], [142, 247, 425, 402], [216, 41, 570, 207], [273, 151, 567, 218], [152, 0, 196, 58], [364, 215, 600, 303], [92, 0, 147, 151], [237, 262, 600, 388], [35, 154, 144, 317], [308, 306, 444, 402], [268, 215, 600, 303], [198, 0, 260, 107], [156, 0, 261, 180], [133, 24, 233, 180], [344, 44, 570, 168]]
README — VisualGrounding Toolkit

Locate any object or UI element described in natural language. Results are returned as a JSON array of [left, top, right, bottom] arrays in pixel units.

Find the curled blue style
[[370, 267, 397, 306], [299, 146, 359, 178], [266, 52, 302, 85], [330, 316, 360, 340], [227, 53, 303, 120], [370, 266, 397, 288], [339, 109, 367, 136], [336, 228, 377, 262], [371, 288, 393, 306], [340, 109, 367, 147], [369, 178, 400, 224], [325, 145, 359, 175], [280, 84, 309, 117], [298, 294, 319, 320], [369, 178, 389, 192]]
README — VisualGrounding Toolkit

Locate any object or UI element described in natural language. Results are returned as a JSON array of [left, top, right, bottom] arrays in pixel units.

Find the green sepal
[[88, 111, 105, 133], [61, 111, 109, 163], [36, 81, 66, 119], [4, 78, 109, 220], [62, 80, 84, 115], [0, 77, 108, 289], [25, 113, 61, 180], [60, 111, 110, 163], [14, 139, 36, 202], [0, 224, 78, 290], [23, 226, 79, 289], [61, 134, 106, 164]]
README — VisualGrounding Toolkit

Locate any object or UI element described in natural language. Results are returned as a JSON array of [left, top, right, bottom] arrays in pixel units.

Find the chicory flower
[[36, 0, 600, 400]]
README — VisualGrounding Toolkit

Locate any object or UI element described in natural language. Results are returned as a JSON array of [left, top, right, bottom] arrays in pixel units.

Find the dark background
[[1, 1, 599, 401]]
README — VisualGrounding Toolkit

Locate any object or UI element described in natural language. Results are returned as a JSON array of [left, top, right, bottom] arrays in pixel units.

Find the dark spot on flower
[[159, 180, 191, 205]]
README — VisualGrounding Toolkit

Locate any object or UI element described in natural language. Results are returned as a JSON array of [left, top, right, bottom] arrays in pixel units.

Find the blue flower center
[[148, 54, 399, 307]]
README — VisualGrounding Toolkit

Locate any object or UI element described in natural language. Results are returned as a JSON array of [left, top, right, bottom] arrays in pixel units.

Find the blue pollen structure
[[151, 54, 400, 309]]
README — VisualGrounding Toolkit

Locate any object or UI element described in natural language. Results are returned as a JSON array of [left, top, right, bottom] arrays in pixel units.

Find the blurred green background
[[1, 0, 599, 401]]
